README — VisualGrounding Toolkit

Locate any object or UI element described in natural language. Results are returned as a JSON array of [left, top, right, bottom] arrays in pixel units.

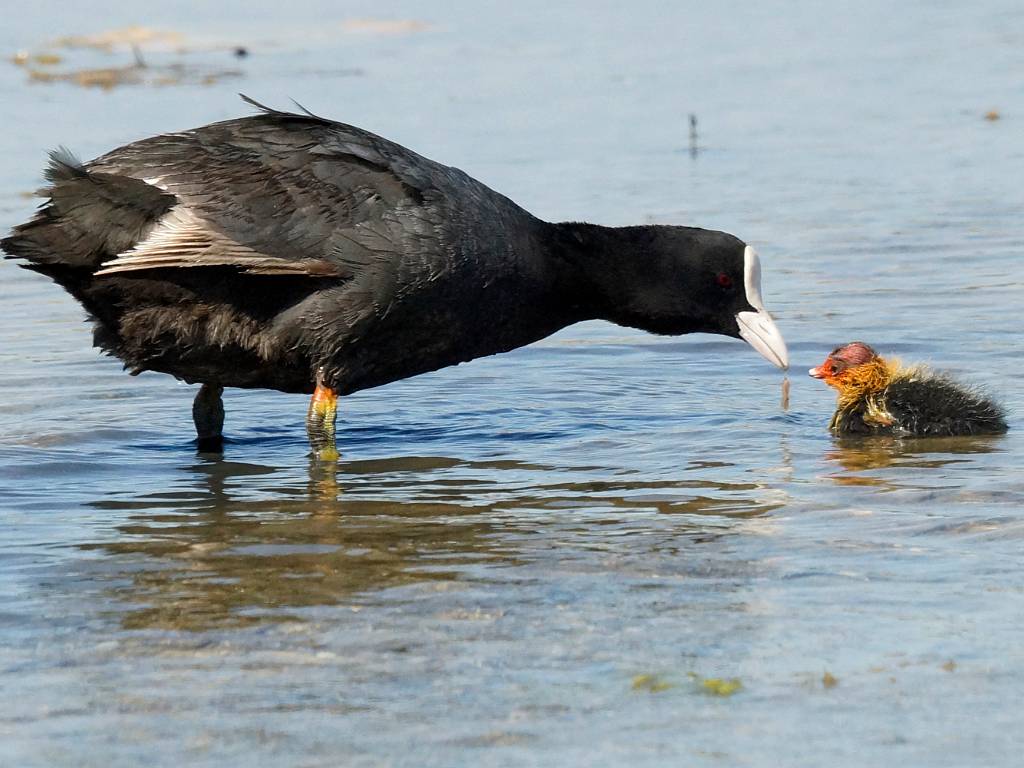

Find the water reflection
[[824, 435, 1006, 487], [79, 457, 783, 631]]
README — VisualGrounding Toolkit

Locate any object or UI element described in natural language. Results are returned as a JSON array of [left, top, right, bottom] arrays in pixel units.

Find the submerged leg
[[306, 371, 339, 461], [193, 383, 225, 452]]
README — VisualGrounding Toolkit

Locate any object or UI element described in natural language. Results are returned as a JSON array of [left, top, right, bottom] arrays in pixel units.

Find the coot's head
[[587, 226, 789, 369], [809, 341, 881, 390]]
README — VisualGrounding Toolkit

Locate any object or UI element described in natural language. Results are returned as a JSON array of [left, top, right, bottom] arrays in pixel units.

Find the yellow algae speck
[[632, 674, 673, 693], [699, 677, 742, 696]]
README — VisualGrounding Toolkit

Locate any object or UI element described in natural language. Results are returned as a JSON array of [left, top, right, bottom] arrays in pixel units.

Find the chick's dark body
[[879, 377, 1007, 437]]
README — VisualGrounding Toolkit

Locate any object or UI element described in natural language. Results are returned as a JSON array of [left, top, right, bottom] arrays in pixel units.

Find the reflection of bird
[[810, 342, 1008, 436], [2, 96, 787, 458]]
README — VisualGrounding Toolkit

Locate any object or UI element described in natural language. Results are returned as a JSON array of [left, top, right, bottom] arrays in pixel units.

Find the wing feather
[[84, 99, 466, 329], [95, 206, 344, 277]]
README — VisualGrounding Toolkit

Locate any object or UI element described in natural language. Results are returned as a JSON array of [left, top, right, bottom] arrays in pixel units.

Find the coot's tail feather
[[1, 150, 175, 272]]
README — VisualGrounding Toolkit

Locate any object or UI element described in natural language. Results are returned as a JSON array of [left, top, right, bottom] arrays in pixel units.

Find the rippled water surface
[[2, 2, 1023, 766]]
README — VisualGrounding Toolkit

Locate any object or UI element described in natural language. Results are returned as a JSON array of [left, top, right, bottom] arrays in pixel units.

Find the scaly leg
[[193, 383, 225, 452], [306, 370, 339, 461]]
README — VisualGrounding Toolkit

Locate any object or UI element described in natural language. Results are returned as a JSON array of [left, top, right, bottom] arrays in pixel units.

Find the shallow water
[[2, 2, 1024, 766]]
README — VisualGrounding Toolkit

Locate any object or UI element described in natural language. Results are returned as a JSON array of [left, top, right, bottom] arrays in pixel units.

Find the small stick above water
[[781, 377, 790, 411], [688, 113, 698, 158], [131, 44, 146, 68]]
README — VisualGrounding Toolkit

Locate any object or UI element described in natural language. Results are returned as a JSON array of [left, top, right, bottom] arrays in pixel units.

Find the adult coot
[[810, 341, 1007, 436], [3, 97, 789, 458]]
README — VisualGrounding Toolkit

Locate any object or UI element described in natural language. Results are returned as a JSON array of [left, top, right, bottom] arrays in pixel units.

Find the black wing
[[90, 97, 457, 287]]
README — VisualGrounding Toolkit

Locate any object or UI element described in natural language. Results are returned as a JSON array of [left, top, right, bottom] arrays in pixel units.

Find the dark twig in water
[[688, 113, 698, 158], [131, 44, 146, 68]]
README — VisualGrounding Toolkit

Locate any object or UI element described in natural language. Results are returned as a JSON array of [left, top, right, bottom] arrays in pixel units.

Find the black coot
[[3, 97, 789, 458]]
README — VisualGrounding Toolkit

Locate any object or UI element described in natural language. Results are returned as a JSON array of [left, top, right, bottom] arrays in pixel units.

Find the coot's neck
[[544, 221, 671, 326]]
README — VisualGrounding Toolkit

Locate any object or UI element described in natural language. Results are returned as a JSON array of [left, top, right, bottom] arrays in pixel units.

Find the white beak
[[735, 246, 789, 370]]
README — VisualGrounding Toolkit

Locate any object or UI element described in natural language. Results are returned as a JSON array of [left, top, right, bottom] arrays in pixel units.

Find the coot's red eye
[[716, 273, 733, 289]]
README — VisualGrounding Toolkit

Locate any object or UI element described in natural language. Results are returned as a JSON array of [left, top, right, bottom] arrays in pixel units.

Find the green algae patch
[[692, 675, 742, 697], [632, 674, 673, 693]]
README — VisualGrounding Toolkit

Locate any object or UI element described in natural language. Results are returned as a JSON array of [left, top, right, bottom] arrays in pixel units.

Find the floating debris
[[13, 27, 245, 90], [822, 671, 839, 688], [23, 60, 242, 90], [942, 659, 957, 672], [51, 26, 185, 52], [12, 51, 63, 66], [26, 66, 143, 89], [632, 673, 673, 693], [984, 110, 1000, 121]]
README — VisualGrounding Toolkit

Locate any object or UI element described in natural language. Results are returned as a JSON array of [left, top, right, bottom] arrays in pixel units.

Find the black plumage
[[878, 376, 1008, 437], [3, 97, 788, 455]]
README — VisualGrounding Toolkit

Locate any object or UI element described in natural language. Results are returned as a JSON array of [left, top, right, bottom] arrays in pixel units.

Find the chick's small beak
[[736, 246, 789, 370], [808, 365, 827, 379]]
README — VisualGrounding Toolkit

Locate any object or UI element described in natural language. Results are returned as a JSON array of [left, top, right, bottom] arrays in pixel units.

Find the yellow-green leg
[[193, 383, 225, 452], [306, 373, 339, 461]]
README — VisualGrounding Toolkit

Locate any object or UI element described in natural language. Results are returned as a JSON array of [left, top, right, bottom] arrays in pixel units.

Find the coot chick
[[810, 342, 1007, 436], [2, 97, 788, 458]]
